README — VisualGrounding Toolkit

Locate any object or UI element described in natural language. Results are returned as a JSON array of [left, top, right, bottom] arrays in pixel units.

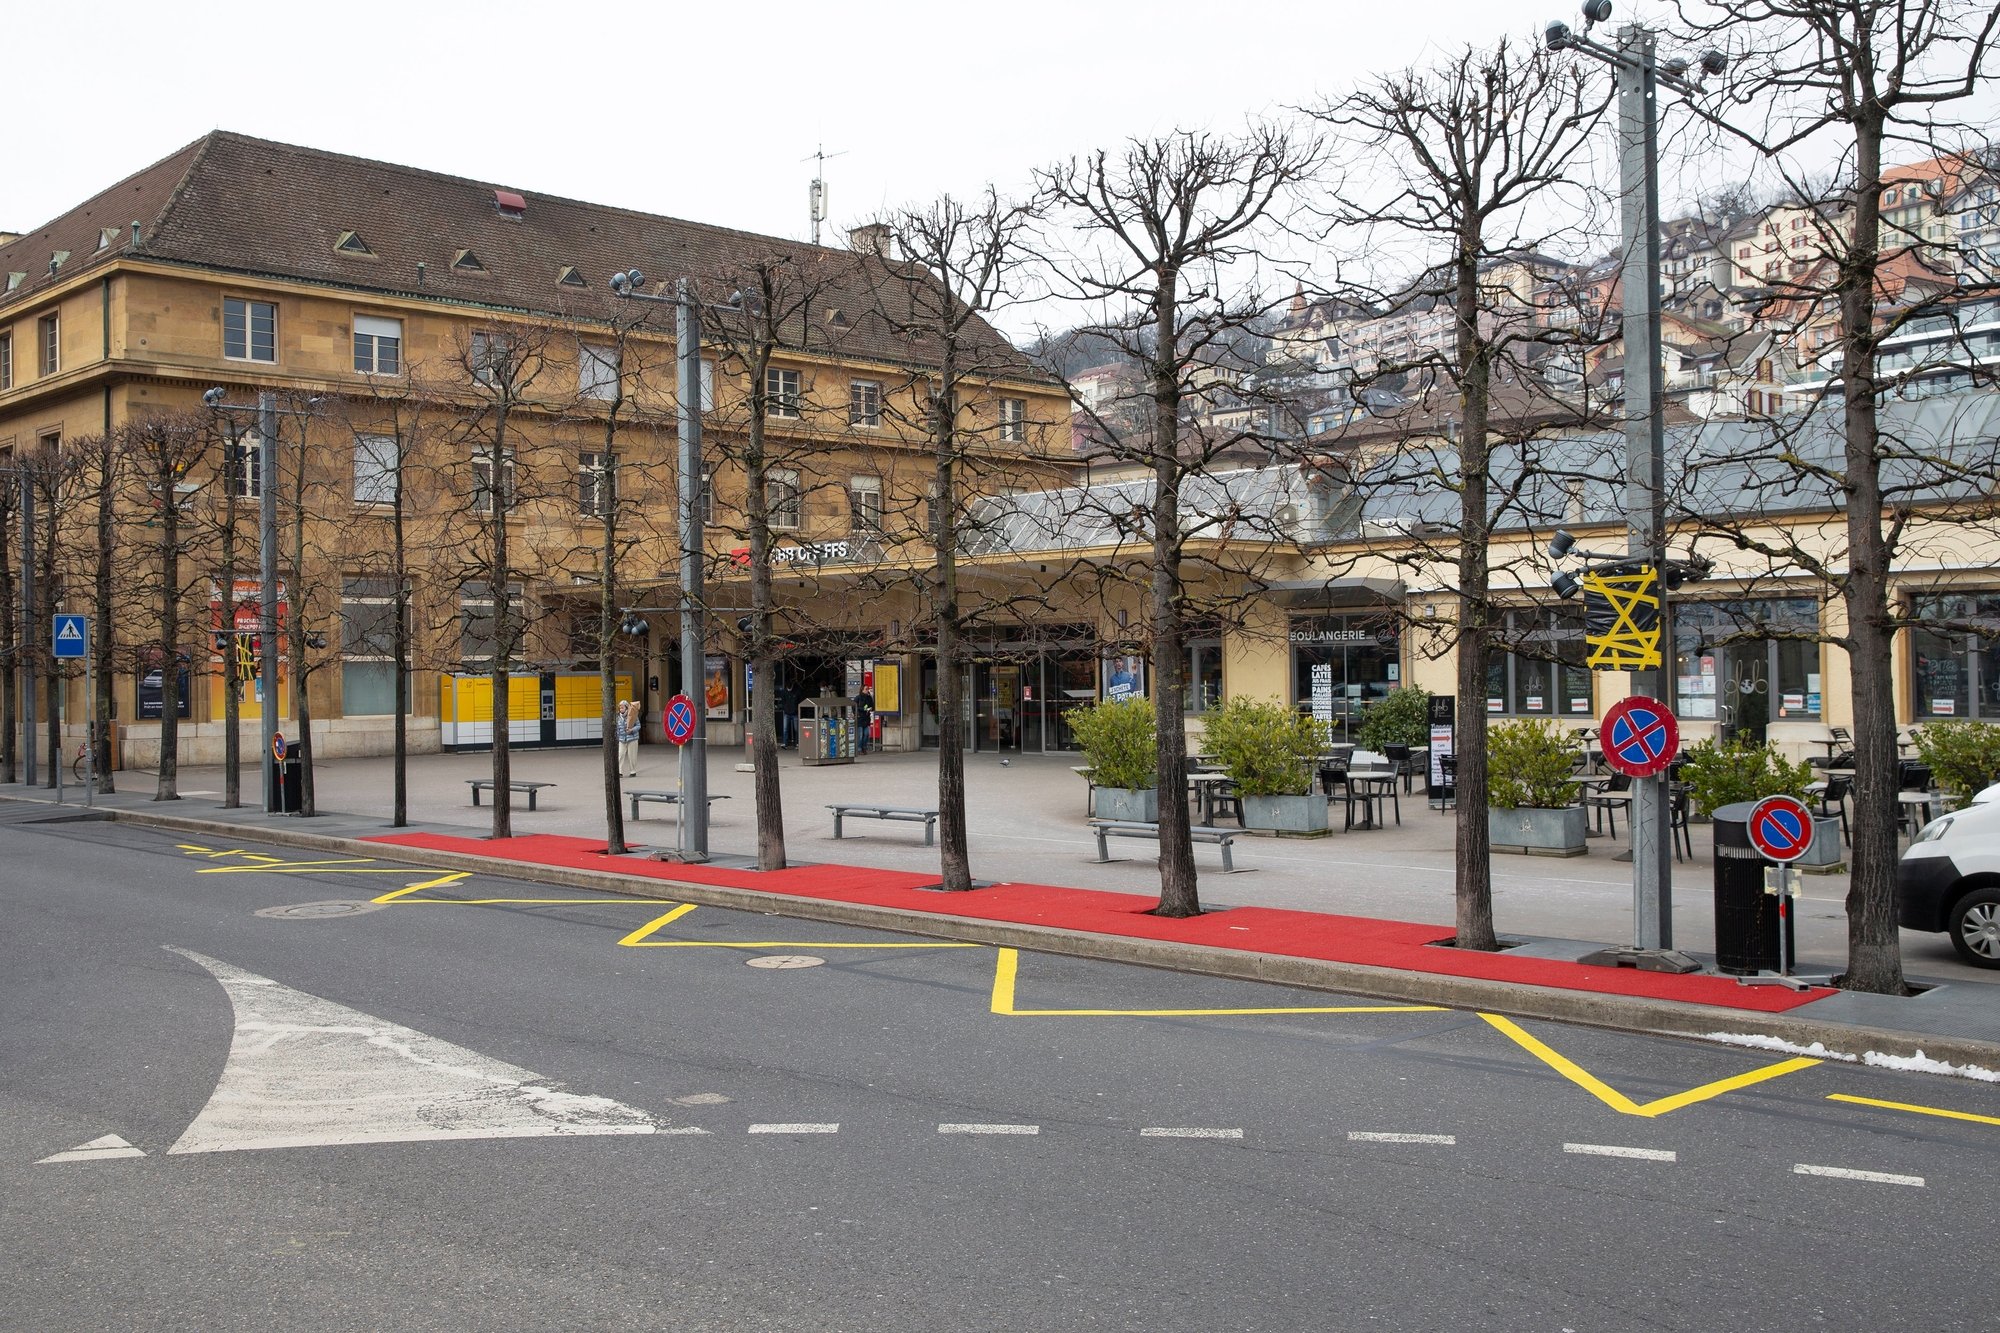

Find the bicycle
[[70, 723, 103, 783]]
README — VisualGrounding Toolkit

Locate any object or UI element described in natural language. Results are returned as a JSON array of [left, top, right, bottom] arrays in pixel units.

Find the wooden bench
[[827, 803, 940, 846], [1088, 819, 1244, 873], [626, 789, 732, 820], [467, 778, 556, 810]]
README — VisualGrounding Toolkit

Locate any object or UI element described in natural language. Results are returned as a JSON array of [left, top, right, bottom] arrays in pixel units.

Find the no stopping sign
[[1747, 794, 1815, 863], [1599, 696, 1679, 779]]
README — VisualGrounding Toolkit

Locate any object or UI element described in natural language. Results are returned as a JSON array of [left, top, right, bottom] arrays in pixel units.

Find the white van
[[1898, 790, 2000, 968]]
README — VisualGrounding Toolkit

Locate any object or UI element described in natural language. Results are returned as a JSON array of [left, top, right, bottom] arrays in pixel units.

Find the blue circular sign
[[663, 694, 696, 746], [1748, 794, 1814, 862]]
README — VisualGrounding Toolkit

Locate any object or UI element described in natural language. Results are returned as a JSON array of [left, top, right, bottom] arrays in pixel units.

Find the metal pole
[[676, 281, 709, 861], [1617, 25, 1675, 955], [20, 474, 35, 787], [258, 392, 280, 812], [84, 619, 94, 808]]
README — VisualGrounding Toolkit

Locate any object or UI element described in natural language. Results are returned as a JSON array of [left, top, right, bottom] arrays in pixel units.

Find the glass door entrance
[[1719, 647, 1771, 743]]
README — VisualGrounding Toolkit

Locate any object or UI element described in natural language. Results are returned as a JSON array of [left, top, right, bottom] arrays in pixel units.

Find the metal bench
[[1088, 819, 1244, 873], [626, 789, 732, 820], [827, 803, 940, 845], [467, 778, 556, 810]]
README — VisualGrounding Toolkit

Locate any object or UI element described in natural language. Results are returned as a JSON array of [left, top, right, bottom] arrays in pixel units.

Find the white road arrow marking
[[39, 1134, 146, 1163], [164, 947, 700, 1154]]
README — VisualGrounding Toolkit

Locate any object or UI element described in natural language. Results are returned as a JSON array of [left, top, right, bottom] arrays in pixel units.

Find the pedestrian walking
[[616, 699, 641, 777]]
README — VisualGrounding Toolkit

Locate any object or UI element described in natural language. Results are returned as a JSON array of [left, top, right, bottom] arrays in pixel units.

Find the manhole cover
[[745, 954, 824, 969], [254, 900, 382, 920]]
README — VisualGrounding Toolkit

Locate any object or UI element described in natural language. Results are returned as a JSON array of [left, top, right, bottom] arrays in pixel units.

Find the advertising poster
[[703, 654, 731, 720], [874, 662, 902, 717], [1103, 653, 1145, 702]]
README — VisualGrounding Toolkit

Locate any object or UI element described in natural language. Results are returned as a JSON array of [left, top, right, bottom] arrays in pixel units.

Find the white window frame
[[998, 396, 1027, 443], [353, 433, 399, 506], [578, 343, 621, 401], [470, 331, 508, 387], [766, 367, 801, 419], [0, 330, 10, 389], [225, 431, 263, 500], [767, 468, 801, 529], [849, 379, 882, 427], [353, 314, 403, 376], [700, 357, 716, 412], [38, 313, 58, 376], [223, 297, 277, 363], [848, 475, 882, 534], [579, 451, 615, 518], [471, 447, 516, 514], [699, 469, 716, 526]]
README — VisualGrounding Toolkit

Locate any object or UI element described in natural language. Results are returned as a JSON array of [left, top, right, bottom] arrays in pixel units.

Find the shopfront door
[[1720, 646, 1771, 743]]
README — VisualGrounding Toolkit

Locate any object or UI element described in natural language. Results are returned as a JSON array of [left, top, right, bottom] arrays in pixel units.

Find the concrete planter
[[1093, 787, 1159, 822], [1242, 793, 1330, 835], [1488, 805, 1589, 857], [1798, 814, 1846, 872]]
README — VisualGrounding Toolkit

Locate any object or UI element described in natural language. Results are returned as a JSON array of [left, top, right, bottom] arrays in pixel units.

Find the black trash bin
[[268, 741, 303, 814], [1711, 800, 1794, 974]]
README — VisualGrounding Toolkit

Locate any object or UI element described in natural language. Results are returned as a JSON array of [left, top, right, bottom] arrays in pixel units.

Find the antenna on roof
[[804, 143, 847, 245]]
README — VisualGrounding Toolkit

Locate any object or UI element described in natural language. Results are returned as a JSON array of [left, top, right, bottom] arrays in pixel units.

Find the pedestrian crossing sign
[[53, 614, 88, 659]]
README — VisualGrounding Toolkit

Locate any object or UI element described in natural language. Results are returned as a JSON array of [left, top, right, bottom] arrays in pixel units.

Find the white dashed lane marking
[[1348, 1132, 1456, 1145], [939, 1123, 1040, 1135], [749, 1123, 840, 1134], [1565, 1143, 1677, 1162], [1794, 1164, 1925, 1187], [1140, 1127, 1244, 1139]]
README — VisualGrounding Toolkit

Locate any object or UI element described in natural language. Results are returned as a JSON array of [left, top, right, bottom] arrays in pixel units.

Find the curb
[[53, 801, 2000, 1074]]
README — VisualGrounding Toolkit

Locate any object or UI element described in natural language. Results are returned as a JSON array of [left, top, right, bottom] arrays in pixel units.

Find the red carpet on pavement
[[363, 832, 1832, 1014]]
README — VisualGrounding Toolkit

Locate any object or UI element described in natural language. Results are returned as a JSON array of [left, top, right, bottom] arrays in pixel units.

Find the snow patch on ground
[[1704, 1032, 2000, 1082]]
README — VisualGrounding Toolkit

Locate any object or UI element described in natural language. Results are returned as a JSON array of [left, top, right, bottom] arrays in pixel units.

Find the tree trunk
[[391, 469, 409, 828], [155, 493, 181, 801], [220, 515, 240, 808], [934, 402, 972, 893], [0, 494, 15, 785], [1150, 276, 1198, 919], [746, 369, 787, 872], [1452, 242, 1498, 951], [600, 445, 627, 855], [489, 414, 513, 840], [1838, 107, 1906, 995]]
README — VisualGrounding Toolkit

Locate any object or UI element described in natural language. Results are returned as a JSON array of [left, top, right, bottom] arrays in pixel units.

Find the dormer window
[[493, 189, 526, 221], [452, 249, 485, 273], [48, 249, 69, 274], [97, 227, 117, 252], [557, 265, 586, 288], [336, 231, 375, 257]]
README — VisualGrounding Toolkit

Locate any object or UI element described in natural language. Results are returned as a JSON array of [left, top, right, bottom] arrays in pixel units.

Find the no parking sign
[[663, 694, 697, 746], [1747, 794, 1815, 863], [1600, 696, 1679, 779]]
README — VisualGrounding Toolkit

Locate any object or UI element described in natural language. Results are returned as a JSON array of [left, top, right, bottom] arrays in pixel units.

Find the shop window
[[1912, 592, 2000, 719], [1288, 613, 1401, 739], [341, 576, 409, 715], [1484, 609, 1591, 716], [1673, 599, 1823, 729]]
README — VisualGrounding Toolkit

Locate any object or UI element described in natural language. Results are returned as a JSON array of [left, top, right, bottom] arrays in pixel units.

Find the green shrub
[[1910, 720, 2000, 803], [1200, 697, 1330, 797], [1680, 736, 1814, 817], [1356, 686, 1432, 752], [1486, 718, 1581, 810], [1067, 696, 1157, 791]]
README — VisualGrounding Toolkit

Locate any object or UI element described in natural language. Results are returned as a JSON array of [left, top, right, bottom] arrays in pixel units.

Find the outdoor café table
[[1345, 767, 1400, 830], [1186, 770, 1234, 825], [1567, 774, 1615, 836]]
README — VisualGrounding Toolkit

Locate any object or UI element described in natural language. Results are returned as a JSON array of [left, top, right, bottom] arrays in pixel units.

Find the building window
[[353, 433, 399, 505], [1912, 592, 2000, 720], [1187, 638, 1223, 714], [341, 576, 409, 715], [766, 367, 801, 418], [471, 448, 515, 514], [850, 379, 881, 427], [926, 482, 941, 538], [767, 468, 801, 529], [700, 357, 716, 412], [999, 397, 1027, 443], [579, 451, 614, 517], [470, 331, 508, 387], [848, 475, 882, 534], [223, 297, 276, 363], [353, 315, 402, 375], [579, 343, 620, 401], [38, 314, 59, 376], [1288, 614, 1402, 740], [459, 581, 523, 667], [699, 470, 715, 526], [1, 331, 11, 389], [225, 432, 263, 500], [1673, 600, 1822, 726], [1484, 609, 1591, 717]]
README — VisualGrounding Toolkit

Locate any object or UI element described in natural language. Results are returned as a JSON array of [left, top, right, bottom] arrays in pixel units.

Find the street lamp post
[[1547, 3, 1725, 970], [609, 270, 710, 861]]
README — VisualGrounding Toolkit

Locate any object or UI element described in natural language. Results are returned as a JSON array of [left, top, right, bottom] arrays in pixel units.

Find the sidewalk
[[7, 742, 1997, 1069]]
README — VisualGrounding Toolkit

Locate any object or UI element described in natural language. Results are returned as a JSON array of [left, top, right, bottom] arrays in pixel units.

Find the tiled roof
[[0, 131, 1046, 380]]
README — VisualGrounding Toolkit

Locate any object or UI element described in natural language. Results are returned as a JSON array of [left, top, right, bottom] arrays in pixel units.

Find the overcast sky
[[11, 0, 1591, 246]]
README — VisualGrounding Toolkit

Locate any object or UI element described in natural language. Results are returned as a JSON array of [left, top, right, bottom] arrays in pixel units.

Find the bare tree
[[0, 458, 17, 784], [119, 412, 212, 800], [1038, 127, 1319, 918], [1314, 39, 1608, 949], [1673, 0, 2000, 992], [875, 191, 1040, 892]]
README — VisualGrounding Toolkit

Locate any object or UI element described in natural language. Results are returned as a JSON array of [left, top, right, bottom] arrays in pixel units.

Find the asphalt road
[[4, 804, 1997, 1332]]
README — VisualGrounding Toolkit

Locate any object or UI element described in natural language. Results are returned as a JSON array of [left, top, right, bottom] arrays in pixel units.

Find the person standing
[[616, 699, 641, 778], [775, 681, 799, 749], [854, 685, 875, 756]]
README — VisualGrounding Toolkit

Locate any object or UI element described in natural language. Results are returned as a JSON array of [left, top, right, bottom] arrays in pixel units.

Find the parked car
[[1898, 794, 2000, 968]]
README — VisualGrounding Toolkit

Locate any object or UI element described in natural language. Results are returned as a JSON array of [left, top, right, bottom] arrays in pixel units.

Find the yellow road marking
[[401, 896, 655, 905], [1479, 1013, 1820, 1117], [197, 858, 390, 874], [372, 872, 473, 903], [618, 904, 700, 945], [989, 948, 1445, 1018], [1827, 1093, 2000, 1127], [176, 844, 213, 853]]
